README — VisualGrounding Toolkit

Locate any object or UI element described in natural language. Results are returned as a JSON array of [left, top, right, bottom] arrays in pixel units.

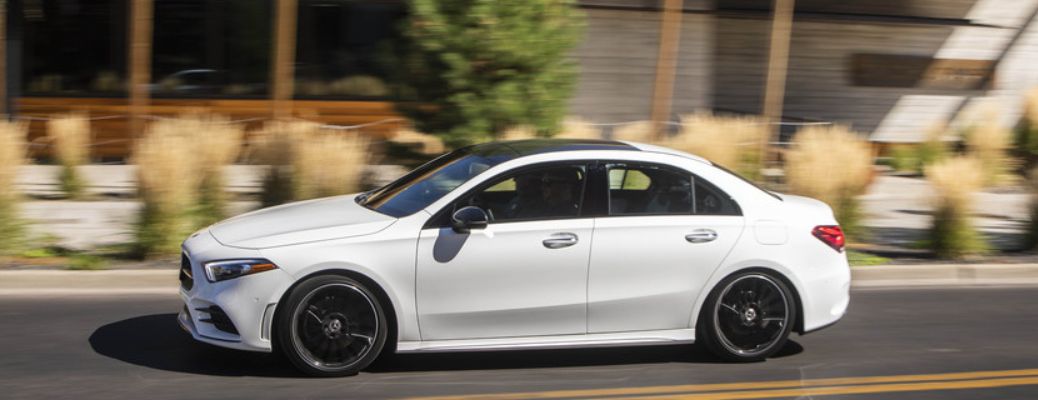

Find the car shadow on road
[[89, 313, 304, 377], [369, 340, 803, 373], [90, 313, 803, 377]]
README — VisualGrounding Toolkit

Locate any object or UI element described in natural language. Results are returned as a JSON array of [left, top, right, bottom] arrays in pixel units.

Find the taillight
[[812, 225, 845, 252]]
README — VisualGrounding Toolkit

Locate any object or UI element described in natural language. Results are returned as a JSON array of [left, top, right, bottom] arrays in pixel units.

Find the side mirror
[[451, 206, 489, 233]]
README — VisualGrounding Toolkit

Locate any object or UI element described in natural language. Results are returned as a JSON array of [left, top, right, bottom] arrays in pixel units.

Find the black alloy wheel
[[698, 271, 796, 362], [277, 275, 388, 377]]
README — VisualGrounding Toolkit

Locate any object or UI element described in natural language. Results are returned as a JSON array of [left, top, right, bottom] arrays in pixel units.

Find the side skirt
[[396, 329, 696, 353]]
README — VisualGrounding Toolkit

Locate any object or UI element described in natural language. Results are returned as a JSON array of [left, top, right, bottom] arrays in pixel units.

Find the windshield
[[360, 145, 517, 217]]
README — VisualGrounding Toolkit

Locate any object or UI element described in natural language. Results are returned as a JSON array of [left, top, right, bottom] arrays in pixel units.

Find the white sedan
[[178, 139, 850, 376]]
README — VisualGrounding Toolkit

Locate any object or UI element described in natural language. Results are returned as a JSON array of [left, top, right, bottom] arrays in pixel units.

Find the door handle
[[685, 229, 718, 243], [543, 232, 578, 249]]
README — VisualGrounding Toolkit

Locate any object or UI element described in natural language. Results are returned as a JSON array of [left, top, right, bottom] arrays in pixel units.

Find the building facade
[[4, 0, 1038, 158]]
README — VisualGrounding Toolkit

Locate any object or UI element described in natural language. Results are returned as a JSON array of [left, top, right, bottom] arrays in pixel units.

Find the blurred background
[[2, 0, 1038, 267]]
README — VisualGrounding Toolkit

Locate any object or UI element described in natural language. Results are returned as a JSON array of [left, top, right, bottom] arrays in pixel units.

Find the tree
[[395, 0, 584, 147]]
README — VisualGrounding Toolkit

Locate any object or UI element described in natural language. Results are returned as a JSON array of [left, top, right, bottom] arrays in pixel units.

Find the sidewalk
[[3, 264, 1038, 295]]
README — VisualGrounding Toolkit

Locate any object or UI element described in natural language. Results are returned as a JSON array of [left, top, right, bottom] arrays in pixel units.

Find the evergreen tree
[[395, 0, 584, 147]]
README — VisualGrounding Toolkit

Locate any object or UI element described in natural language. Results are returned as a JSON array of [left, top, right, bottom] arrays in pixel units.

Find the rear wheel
[[277, 275, 387, 377], [698, 271, 796, 362]]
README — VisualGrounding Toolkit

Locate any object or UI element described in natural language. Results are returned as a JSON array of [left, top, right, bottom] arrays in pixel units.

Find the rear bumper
[[798, 255, 851, 333]]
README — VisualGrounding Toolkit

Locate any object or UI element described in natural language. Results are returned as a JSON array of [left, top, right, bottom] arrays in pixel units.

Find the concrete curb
[[0, 270, 177, 295], [851, 264, 1038, 287], [3, 264, 1038, 295]]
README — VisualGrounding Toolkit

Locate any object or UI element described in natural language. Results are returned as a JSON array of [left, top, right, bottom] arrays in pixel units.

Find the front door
[[416, 163, 593, 340]]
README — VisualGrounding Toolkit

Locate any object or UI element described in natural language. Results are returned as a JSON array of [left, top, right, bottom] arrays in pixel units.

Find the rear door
[[588, 162, 745, 333]]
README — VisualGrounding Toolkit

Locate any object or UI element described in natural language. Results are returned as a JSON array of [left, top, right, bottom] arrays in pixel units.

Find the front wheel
[[697, 271, 796, 362], [276, 275, 388, 377]]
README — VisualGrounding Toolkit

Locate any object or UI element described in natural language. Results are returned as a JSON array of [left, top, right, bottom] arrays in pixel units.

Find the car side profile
[[177, 139, 850, 377]]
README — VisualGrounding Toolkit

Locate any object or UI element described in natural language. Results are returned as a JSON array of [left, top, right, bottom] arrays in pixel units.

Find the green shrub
[[395, 0, 585, 146], [917, 125, 948, 170], [1015, 88, 1038, 169], [1024, 168, 1038, 250], [66, 254, 108, 270], [888, 144, 919, 173]]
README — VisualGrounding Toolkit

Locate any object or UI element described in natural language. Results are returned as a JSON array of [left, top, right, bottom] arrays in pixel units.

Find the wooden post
[[128, 0, 153, 138], [761, 0, 795, 162], [271, 0, 298, 120], [649, 0, 683, 139], [0, 0, 7, 117]]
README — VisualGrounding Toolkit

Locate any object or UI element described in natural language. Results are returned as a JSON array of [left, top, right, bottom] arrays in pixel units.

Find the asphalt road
[[2, 287, 1038, 399]]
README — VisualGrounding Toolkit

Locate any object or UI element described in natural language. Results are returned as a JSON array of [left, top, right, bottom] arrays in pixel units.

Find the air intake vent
[[179, 253, 194, 291], [197, 305, 239, 335]]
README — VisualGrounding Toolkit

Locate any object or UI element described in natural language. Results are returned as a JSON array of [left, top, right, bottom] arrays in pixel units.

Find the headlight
[[204, 259, 278, 282]]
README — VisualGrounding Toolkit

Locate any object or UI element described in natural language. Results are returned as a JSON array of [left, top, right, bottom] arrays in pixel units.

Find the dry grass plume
[[293, 131, 371, 200], [556, 117, 601, 140], [47, 113, 90, 198], [785, 125, 873, 235], [253, 120, 371, 205], [925, 156, 987, 258], [0, 121, 28, 254], [612, 121, 655, 143], [132, 122, 201, 257], [963, 105, 1012, 186], [665, 113, 767, 180]]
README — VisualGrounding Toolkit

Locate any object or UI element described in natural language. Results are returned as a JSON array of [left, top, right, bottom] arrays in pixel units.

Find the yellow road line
[[405, 368, 1038, 400], [635, 376, 1038, 400]]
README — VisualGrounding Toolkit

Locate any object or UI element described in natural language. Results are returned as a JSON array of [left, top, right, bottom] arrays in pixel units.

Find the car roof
[[464, 138, 711, 165], [466, 139, 638, 157]]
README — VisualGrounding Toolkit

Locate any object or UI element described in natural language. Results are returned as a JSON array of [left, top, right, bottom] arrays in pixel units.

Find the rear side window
[[694, 177, 741, 216], [607, 165, 692, 215], [606, 163, 741, 216]]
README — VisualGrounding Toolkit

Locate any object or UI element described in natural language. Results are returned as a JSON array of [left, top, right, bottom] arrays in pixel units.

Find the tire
[[697, 271, 796, 362], [276, 274, 388, 377]]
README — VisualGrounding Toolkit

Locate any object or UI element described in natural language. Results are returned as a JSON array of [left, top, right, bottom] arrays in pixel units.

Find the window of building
[[21, 0, 129, 96], [293, 0, 405, 99], [152, 0, 272, 97]]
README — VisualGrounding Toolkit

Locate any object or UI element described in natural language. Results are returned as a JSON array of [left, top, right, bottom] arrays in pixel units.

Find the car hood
[[209, 194, 396, 249]]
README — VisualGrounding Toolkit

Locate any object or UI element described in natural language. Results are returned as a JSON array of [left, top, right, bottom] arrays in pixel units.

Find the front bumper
[[178, 231, 293, 352]]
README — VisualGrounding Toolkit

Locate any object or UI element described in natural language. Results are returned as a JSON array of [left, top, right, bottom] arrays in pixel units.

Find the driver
[[504, 172, 544, 219], [516, 169, 581, 219]]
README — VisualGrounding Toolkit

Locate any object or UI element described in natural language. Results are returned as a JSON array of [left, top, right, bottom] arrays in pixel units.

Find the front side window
[[459, 165, 587, 223]]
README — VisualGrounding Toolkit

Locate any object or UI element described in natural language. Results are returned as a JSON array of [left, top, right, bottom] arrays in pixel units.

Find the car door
[[588, 162, 745, 333], [416, 163, 593, 340]]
